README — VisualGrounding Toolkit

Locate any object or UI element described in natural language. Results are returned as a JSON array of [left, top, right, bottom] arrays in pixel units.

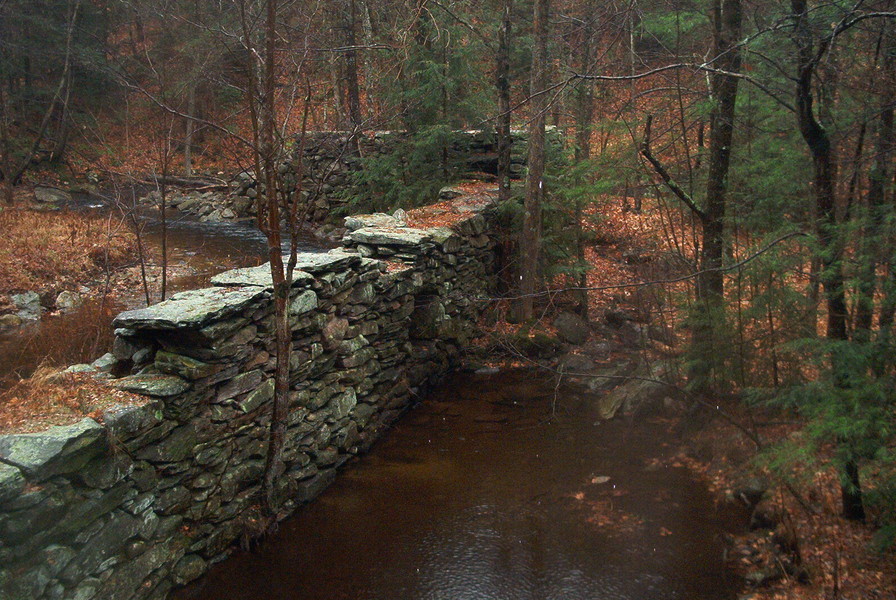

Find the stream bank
[[0, 192, 326, 386]]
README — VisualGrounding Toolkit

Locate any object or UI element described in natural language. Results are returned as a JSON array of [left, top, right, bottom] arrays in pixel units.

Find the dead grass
[[0, 203, 137, 296], [0, 366, 147, 434]]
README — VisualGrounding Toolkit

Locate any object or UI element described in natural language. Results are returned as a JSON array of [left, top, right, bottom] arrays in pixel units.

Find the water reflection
[[174, 371, 742, 600]]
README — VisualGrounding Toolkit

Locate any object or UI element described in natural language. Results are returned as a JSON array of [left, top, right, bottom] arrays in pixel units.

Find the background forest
[[2, 0, 896, 595]]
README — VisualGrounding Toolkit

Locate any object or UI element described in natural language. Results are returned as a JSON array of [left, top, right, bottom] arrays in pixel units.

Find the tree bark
[[856, 21, 895, 347], [255, 0, 292, 520], [496, 0, 512, 203], [11, 0, 81, 185], [184, 85, 196, 176], [0, 84, 12, 204], [690, 0, 743, 390], [344, 0, 363, 132], [701, 0, 742, 307], [573, 3, 597, 318], [791, 0, 849, 346], [791, 0, 863, 521], [518, 0, 549, 320]]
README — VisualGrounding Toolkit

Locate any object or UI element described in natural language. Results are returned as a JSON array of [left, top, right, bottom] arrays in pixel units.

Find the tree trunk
[[518, 0, 549, 321], [856, 21, 895, 347], [791, 0, 862, 521], [496, 0, 512, 203], [184, 85, 196, 176], [330, 53, 346, 129], [11, 0, 81, 185], [0, 84, 12, 204], [257, 0, 292, 520], [791, 0, 849, 347], [344, 0, 363, 133], [573, 4, 596, 319], [690, 0, 742, 390], [841, 458, 866, 522], [50, 63, 73, 161]]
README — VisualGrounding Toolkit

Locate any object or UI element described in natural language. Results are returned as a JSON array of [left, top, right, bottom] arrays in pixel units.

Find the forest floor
[[684, 412, 896, 600]]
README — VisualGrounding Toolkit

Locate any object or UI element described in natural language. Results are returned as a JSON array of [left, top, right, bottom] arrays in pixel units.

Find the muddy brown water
[[0, 201, 325, 385], [173, 370, 744, 600]]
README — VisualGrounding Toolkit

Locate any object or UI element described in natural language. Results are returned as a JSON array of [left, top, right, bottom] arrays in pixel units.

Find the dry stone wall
[[0, 191, 499, 600], [233, 130, 529, 222]]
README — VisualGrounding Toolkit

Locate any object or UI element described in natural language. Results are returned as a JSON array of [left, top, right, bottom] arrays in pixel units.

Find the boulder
[[553, 311, 590, 345], [589, 364, 671, 419], [0, 313, 22, 331], [749, 501, 779, 530], [91, 352, 119, 373], [154, 351, 220, 380], [211, 264, 313, 289], [290, 290, 318, 315], [732, 476, 769, 508], [33, 186, 72, 205], [438, 186, 464, 200], [0, 462, 25, 503], [172, 554, 207, 586], [11, 291, 41, 320], [349, 227, 431, 247], [559, 352, 593, 374], [113, 287, 267, 330], [604, 308, 631, 328], [322, 317, 350, 350], [55, 290, 83, 311]]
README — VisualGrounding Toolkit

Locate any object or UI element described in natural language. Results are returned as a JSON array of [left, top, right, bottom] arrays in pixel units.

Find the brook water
[[173, 370, 743, 600]]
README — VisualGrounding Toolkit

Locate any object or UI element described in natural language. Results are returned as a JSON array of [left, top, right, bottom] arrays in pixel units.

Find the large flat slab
[[211, 265, 313, 288], [113, 286, 267, 330], [0, 418, 104, 479], [348, 227, 432, 247], [291, 250, 362, 273]]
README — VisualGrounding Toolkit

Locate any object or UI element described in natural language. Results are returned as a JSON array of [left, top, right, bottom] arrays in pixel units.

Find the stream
[[173, 370, 744, 600], [0, 196, 325, 385]]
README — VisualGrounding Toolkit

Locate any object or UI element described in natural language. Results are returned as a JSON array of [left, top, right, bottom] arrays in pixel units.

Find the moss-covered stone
[[113, 287, 267, 331], [0, 418, 104, 480], [112, 374, 191, 397], [0, 463, 25, 504], [136, 424, 198, 463], [154, 351, 221, 380], [234, 378, 274, 414]]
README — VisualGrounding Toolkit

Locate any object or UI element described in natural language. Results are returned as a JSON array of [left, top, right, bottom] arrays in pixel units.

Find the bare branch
[[640, 115, 707, 221]]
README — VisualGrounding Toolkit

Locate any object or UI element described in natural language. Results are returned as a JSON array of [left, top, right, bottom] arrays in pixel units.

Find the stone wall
[[232, 130, 529, 222], [0, 190, 499, 600]]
